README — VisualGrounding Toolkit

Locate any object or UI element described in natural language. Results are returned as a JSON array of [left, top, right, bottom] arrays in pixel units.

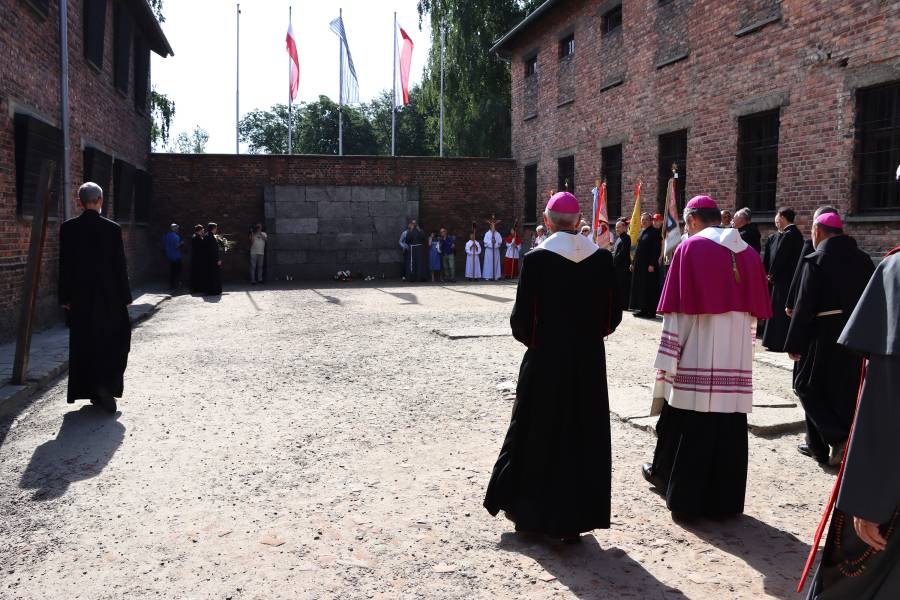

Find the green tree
[[363, 85, 437, 156], [417, 0, 540, 158], [170, 126, 209, 153], [150, 88, 175, 151], [149, 0, 164, 22]]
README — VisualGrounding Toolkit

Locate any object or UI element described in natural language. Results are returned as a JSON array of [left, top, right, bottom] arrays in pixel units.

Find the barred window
[[83, 147, 113, 217], [657, 130, 687, 213], [14, 113, 61, 218], [524, 55, 537, 77], [601, 145, 623, 219], [84, 0, 108, 68], [113, 160, 135, 222], [855, 81, 900, 214], [559, 34, 575, 59], [737, 110, 780, 212], [558, 155, 575, 196], [602, 5, 623, 35], [524, 164, 538, 223]]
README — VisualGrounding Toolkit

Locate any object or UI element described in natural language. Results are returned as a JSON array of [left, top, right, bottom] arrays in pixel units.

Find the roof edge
[[490, 0, 562, 57], [129, 0, 174, 57]]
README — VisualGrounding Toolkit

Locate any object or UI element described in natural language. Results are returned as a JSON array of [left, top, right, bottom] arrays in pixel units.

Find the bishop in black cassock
[[762, 208, 804, 351], [484, 192, 622, 540], [59, 182, 132, 414], [612, 219, 632, 311], [806, 246, 900, 599], [785, 212, 874, 465], [630, 214, 662, 318]]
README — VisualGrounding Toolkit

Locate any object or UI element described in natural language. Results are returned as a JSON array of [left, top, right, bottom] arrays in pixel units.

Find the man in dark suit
[[59, 182, 133, 414], [612, 218, 632, 311], [732, 207, 761, 254], [762, 207, 804, 351]]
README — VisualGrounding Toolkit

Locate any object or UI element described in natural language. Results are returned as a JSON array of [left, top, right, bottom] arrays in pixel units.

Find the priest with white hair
[[484, 191, 622, 541]]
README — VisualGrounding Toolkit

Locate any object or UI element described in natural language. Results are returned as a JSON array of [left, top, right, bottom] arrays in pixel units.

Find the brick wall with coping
[[504, 0, 900, 255], [149, 154, 517, 281]]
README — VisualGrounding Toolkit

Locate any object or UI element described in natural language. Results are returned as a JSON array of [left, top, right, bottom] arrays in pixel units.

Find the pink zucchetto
[[686, 195, 718, 210], [814, 212, 843, 229], [546, 191, 580, 214]]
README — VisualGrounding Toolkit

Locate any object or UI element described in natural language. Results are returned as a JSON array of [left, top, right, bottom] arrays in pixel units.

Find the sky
[[151, 0, 432, 154]]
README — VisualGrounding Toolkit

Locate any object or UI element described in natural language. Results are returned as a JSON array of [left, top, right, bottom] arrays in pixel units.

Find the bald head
[[78, 182, 103, 209]]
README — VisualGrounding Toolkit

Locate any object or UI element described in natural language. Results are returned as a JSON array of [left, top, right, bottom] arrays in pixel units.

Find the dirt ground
[[0, 281, 836, 599]]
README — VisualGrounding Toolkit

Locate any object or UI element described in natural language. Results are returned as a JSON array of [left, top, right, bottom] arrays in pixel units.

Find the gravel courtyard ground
[[0, 282, 836, 599]]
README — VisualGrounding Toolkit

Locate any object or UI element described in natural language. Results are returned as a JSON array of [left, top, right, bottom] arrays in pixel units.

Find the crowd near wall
[[498, 0, 900, 254]]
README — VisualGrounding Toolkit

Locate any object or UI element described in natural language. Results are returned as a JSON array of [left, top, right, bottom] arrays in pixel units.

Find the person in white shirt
[[249, 223, 267, 284], [465, 232, 482, 280]]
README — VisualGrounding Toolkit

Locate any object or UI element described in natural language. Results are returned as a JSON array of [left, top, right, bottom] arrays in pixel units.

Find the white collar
[[694, 226, 748, 253], [538, 231, 599, 263]]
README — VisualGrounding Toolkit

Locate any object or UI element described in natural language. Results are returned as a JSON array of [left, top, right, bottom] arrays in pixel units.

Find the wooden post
[[11, 160, 56, 385]]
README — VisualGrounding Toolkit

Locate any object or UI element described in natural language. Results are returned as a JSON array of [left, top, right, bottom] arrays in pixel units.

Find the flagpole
[[439, 21, 445, 157], [391, 12, 397, 157], [287, 6, 293, 155], [338, 8, 343, 156], [235, 2, 240, 155]]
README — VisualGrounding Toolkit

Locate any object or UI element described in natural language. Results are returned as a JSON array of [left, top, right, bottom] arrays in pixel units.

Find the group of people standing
[[483, 189, 899, 599], [162, 222, 223, 296]]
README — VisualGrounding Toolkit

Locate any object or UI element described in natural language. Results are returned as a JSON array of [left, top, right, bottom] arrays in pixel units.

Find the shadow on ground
[[19, 405, 125, 500], [440, 286, 514, 304], [375, 288, 419, 305], [498, 532, 687, 599], [678, 514, 811, 599]]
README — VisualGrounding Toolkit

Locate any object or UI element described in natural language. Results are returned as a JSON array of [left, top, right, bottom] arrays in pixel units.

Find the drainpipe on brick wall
[[59, 0, 72, 220]]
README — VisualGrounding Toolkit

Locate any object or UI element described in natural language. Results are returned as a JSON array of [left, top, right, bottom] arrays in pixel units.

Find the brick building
[[492, 0, 900, 254], [1, 0, 172, 340]]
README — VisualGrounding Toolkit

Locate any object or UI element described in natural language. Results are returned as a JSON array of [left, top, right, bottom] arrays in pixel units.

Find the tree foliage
[[416, 0, 542, 158], [149, 0, 164, 22], [170, 126, 209, 154], [150, 88, 175, 151]]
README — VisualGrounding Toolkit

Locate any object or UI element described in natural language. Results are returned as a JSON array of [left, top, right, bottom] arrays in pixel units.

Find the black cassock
[[484, 232, 622, 536], [629, 226, 662, 316], [762, 224, 804, 351], [190, 233, 207, 293], [739, 223, 762, 254], [58, 209, 133, 403], [202, 234, 222, 295], [406, 228, 428, 282], [784, 236, 874, 447], [808, 251, 900, 600], [612, 232, 632, 311]]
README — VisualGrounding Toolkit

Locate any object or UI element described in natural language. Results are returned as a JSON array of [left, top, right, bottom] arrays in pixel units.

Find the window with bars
[[113, 159, 135, 222], [737, 109, 780, 212], [14, 113, 61, 218], [657, 130, 687, 213], [524, 55, 537, 77], [855, 81, 900, 214], [558, 155, 575, 196], [601, 145, 623, 219], [559, 34, 575, 59], [83, 147, 113, 217], [113, 2, 133, 94], [602, 5, 623, 35], [84, 0, 107, 69], [524, 165, 538, 224]]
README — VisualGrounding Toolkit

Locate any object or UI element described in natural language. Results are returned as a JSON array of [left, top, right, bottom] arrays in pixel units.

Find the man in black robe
[[630, 212, 662, 318], [732, 207, 761, 254], [612, 218, 632, 311], [405, 220, 427, 282], [806, 245, 900, 599], [59, 182, 132, 414], [484, 191, 621, 541], [785, 212, 874, 466], [203, 222, 223, 296], [762, 207, 804, 351], [190, 224, 207, 293]]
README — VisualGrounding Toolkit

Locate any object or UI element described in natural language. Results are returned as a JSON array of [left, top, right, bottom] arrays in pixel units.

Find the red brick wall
[[149, 154, 517, 281], [1, 0, 161, 340], [504, 0, 900, 255]]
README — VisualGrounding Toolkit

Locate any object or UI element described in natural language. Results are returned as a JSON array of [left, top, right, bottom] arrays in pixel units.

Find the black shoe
[[641, 463, 664, 489], [797, 443, 828, 463], [97, 394, 117, 414]]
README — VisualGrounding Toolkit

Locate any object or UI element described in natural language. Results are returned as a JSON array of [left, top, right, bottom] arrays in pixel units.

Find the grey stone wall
[[265, 185, 419, 280]]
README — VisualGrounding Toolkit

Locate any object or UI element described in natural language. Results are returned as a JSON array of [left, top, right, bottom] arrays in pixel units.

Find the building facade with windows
[[0, 0, 171, 339], [493, 0, 900, 254]]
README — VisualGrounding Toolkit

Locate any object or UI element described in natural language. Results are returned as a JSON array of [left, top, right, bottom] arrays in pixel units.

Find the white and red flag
[[393, 21, 413, 107], [592, 180, 612, 247], [286, 23, 300, 102]]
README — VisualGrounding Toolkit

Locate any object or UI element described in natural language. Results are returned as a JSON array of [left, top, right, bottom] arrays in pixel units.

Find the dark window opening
[[24, 0, 50, 18], [558, 155, 575, 196], [524, 165, 538, 224], [657, 130, 687, 213], [113, 2, 133, 94], [855, 81, 900, 214], [559, 34, 575, 59], [602, 5, 623, 35], [14, 113, 61, 218], [524, 55, 537, 77], [133, 34, 150, 113], [601, 145, 623, 219], [737, 109, 780, 213], [113, 159, 135, 222], [83, 147, 113, 217], [134, 170, 152, 223], [84, 0, 107, 68]]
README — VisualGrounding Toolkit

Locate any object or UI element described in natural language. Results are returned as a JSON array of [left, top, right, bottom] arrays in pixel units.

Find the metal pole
[[236, 3, 240, 154], [338, 8, 343, 156], [287, 6, 292, 155], [391, 12, 396, 157], [59, 0, 70, 218], [439, 22, 445, 158]]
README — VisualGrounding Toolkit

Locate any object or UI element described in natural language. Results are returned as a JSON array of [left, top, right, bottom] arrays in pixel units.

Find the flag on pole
[[663, 174, 682, 259], [628, 181, 642, 247], [394, 22, 413, 107], [591, 181, 611, 247], [329, 15, 359, 104], [286, 23, 300, 102]]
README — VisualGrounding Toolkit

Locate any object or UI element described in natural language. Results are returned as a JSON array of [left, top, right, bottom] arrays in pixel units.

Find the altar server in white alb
[[642, 195, 771, 518], [465, 232, 482, 280], [483, 223, 503, 281]]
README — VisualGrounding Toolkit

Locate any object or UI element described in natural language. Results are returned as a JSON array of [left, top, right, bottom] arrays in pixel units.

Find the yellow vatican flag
[[628, 180, 642, 247]]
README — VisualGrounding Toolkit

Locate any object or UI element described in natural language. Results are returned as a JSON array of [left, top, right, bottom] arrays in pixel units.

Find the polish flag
[[286, 23, 300, 102], [394, 22, 413, 107]]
